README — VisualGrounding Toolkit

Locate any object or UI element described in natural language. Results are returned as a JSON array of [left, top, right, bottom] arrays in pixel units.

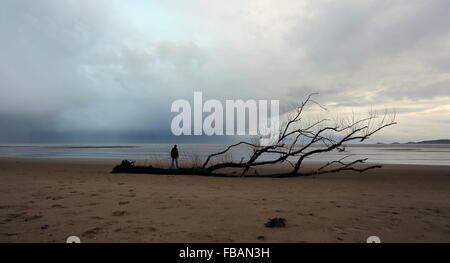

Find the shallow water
[[0, 144, 449, 166]]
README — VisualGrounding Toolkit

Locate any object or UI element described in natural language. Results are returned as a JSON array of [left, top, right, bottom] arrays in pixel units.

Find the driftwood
[[111, 162, 380, 177], [111, 160, 306, 177]]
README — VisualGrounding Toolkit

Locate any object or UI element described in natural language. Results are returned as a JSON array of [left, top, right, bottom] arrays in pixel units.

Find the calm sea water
[[0, 144, 449, 166]]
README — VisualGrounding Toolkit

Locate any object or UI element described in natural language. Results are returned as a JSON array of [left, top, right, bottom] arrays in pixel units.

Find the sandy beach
[[0, 157, 449, 243]]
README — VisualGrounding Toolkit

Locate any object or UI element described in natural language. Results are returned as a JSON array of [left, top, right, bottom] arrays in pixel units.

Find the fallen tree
[[112, 94, 396, 177]]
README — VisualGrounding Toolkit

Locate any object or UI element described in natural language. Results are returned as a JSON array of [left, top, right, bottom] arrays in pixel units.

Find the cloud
[[0, 0, 449, 143]]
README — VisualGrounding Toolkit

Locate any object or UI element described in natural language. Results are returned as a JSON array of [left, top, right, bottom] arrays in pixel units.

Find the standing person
[[170, 145, 179, 168]]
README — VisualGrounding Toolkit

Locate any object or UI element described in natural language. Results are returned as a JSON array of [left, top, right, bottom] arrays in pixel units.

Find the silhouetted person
[[170, 145, 179, 168]]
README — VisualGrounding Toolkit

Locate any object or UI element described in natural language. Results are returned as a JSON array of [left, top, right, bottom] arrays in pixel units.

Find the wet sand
[[0, 158, 449, 243]]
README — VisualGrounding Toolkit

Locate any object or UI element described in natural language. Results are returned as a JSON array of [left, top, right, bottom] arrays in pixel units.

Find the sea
[[0, 144, 449, 166]]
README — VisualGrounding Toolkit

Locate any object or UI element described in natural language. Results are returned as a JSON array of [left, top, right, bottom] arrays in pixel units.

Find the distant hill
[[408, 139, 450, 144]]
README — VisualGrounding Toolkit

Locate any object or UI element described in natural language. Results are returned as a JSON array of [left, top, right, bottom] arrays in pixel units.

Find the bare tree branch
[[201, 94, 396, 177]]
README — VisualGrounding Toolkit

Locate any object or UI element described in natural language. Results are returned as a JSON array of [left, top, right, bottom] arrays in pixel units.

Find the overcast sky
[[0, 0, 449, 143]]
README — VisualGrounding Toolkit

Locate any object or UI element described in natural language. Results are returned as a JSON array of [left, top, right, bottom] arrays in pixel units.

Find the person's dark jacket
[[170, 147, 179, 158]]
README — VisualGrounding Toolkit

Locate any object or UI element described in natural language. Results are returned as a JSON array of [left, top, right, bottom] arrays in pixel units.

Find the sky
[[0, 0, 449, 143]]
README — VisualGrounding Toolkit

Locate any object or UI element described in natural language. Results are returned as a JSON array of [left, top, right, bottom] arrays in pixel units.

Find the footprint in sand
[[0, 233, 19, 237], [134, 226, 157, 233], [31, 193, 46, 199], [7, 212, 27, 219], [82, 227, 103, 238], [426, 208, 441, 214], [187, 232, 215, 240], [24, 215, 42, 222], [90, 216, 105, 220], [112, 210, 129, 216], [120, 194, 135, 198]]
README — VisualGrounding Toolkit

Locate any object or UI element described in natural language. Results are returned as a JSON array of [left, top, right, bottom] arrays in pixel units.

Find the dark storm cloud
[[0, 0, 211, 142]]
